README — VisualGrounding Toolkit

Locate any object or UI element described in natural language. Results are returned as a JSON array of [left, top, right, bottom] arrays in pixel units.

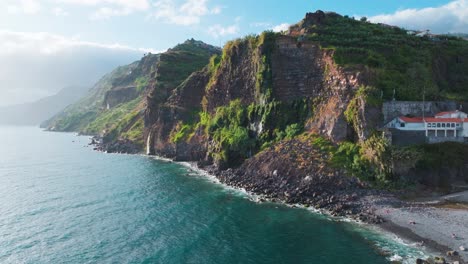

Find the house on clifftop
[[385, 110, 468, 145]]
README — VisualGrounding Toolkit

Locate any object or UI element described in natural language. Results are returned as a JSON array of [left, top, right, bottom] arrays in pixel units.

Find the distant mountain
[[0, 85, 88, 126]]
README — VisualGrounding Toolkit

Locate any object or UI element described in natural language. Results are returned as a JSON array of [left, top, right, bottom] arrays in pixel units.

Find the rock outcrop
[[104, 86, 138, 109], [145, 33, 372, 160]]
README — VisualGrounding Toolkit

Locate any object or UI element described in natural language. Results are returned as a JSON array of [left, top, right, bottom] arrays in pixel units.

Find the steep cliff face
[[104, 86, 139, 109], [203, 40, 262, 112], [302, 48, 373, 142], [143, 11, 468, 190], [47, 10, 468, 190], [271, 36, 325, 101], [143, 40, 220, 155], [145, 41, 219, 125], [145, 38, 360, 164], [146, 68, 211, 157], [103, 40, 218, 152], [45, 55, 158, 133], [47, 40, 218, 153]]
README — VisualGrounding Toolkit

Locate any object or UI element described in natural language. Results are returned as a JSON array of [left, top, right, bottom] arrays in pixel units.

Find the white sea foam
[[146, 154, 433, 263]]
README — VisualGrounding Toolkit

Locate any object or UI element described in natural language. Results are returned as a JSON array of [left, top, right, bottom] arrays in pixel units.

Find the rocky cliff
[[142, 11, 468, 192], [144, 18, 375, 163], [48, 11, 468, 194], [46, 39, 219, 153]]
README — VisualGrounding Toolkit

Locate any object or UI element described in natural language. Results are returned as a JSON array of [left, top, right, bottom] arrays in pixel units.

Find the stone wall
[[388, 129, 426, 146], [382, 101, 458, 124], [427, 136, 465, 144]]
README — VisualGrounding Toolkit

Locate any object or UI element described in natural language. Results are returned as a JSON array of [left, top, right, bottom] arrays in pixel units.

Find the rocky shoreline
[[206, 164, 388, 224], [89, 137, 141, 154], [208, 164, 467, 264], [90, 136, 466, 264]]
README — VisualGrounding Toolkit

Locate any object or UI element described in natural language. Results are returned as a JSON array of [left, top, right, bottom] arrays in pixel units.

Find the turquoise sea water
[[0, 126, 426, 263]]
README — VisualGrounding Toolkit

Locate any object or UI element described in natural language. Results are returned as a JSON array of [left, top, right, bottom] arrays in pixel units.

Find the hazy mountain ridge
[[44, 39, 220, 150], [0, 85, 88, 126]]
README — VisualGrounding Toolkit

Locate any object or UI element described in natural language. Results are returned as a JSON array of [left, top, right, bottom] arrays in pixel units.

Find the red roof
[[399, 116, 465, 123], [435, 111, 460, 117], [425, 118, 464, 123], [399, 117, 424, 123]]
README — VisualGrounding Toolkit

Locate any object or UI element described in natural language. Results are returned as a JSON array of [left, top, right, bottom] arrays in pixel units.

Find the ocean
[[0, 126, 427, 263]]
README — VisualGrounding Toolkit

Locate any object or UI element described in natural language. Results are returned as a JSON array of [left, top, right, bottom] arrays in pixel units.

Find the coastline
[[378, 221, 461, 262], [375, 205, 468, 263], [176, 159, 468, 264], [172, 158, 467, 263], [94, 135, 467, 263]]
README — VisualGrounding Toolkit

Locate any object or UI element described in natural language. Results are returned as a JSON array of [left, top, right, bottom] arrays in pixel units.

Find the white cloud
[[251, 22, 271, 28], [5, 0, 223, 22], [207, 24, 240, 38], [272, 23, 290, 32], [211, 6, 222, 15], [56, 0, 150, 19], [0, 30, 159, 55], [0, 30, 162, 106], [90, 7, 131, 20], [57, 0, 150, 11], [52, 7, 69, 16], [152, 0, 221, 26], [369, 0, 468, 33], [7, 0, 41, 15]]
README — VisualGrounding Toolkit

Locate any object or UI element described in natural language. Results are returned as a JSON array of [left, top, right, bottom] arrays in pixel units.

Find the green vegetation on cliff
[[156, 40, 217, 87], [44, 59, 146, 133], [299, 12, 468, 100], [47, 11, 468, 190], [173, 98, 310, 167], [204, 31, 279, 105], [47, 39, 219, 152], [327, 135, 392, 185], [157, 14, 468, 191]]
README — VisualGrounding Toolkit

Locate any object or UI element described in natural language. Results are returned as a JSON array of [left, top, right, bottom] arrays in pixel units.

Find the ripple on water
[[0, 127, 432, 264]]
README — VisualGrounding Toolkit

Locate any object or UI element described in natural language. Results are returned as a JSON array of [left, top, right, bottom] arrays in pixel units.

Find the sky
[[0, 0, 467, 106]]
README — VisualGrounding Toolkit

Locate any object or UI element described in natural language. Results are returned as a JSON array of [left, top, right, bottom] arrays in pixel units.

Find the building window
[[442, 123, 446, 128], [427, 123, 432, 128], [451, 123, 455, 128], [437, 123, 441, 128], [400, 123, 405, 127], [457, 123, 461, 127]]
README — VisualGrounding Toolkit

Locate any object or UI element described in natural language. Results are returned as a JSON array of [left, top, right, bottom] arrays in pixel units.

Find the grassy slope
[[298, 14, 468, 187], [47, 40, 219, 151], [44, 62, 139, 132], [172, 14, 468, 187], [302, 14, 468, 101]]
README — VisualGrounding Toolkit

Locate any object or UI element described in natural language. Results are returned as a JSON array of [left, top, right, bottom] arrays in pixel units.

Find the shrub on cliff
[[304, 13, 468, 101], [331, 134, 392, 185]]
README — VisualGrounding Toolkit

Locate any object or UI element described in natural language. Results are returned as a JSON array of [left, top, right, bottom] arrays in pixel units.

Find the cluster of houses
[[385, 110, 468, 144]]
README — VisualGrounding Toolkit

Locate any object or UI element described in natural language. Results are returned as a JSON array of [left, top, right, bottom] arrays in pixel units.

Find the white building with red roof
[[385, 110, 468, 141]]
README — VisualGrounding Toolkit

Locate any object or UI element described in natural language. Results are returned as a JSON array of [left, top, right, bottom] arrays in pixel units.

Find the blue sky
[[0, 0, 467, 105], [0, 0, 463, 51]]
